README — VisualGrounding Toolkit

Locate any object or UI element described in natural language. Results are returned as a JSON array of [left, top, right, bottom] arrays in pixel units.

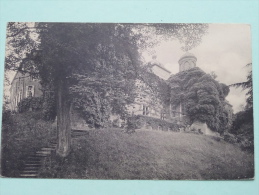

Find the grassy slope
[[1, 112, 56, 177], [41, 128, 254, 180]]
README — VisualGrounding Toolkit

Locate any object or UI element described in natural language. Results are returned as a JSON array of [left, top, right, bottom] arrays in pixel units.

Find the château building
[[9, 52, 233, 133], [9, 72, 42, 111], [9, 53, 199, 119], [126, 56, 171, 119]]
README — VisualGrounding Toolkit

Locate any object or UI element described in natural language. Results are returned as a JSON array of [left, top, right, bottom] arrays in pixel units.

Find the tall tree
[[229, 63, 253, 151], [229, 63, 253, 109], [5, 23, 208, 157]]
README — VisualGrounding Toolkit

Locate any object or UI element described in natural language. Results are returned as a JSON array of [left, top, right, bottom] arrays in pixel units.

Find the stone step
[[41, 148, 53, 151], [72, 133, 88, 136], [25, 164, 41, 167], [20, 174, 38, 177], [36, 150, 51, 154], [27, 161, 41, 164], [19, 141, 56, 178], [27, 158, 41, 161], [35, 155, 48, 157], [35, 152, 49, 154], [72, 129, 89, 132], [24, 167, 40, 171], [22, 169, 38, 172]]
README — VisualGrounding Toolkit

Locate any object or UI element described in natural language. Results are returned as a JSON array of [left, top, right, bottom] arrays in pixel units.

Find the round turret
[[178, 52, 197, 72]]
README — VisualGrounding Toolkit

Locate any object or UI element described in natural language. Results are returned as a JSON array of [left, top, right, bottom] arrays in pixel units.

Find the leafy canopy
[[6, 23, 209, 128]]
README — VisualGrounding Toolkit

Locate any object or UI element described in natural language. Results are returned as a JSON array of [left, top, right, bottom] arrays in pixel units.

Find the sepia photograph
[[1, 22, 254, 180]]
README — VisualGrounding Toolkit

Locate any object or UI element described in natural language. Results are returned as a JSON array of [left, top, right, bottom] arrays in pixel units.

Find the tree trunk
[[56, 79, 71, 157]]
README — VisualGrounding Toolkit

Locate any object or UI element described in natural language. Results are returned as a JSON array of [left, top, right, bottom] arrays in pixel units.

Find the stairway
[[19, 142, 57, 178], [19, 129, 87, 178]]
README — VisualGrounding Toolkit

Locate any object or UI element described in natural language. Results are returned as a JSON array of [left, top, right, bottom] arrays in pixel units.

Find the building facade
[[9, 72, 42, 111], [126, 57, 171, 120]]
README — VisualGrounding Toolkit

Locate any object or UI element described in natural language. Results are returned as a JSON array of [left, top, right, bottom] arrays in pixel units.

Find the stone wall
[[189, 120, 219, 136], [152, 65, 171, 80]]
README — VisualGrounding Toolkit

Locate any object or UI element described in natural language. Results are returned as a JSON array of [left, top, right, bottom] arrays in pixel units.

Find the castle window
[[18, 92, 22, 103], [143, 105, 149, 116], [181, 103, 186, 115], [26, 86, 34, 98], [30, 75, 36, 81], [161, 112, 166, 120]]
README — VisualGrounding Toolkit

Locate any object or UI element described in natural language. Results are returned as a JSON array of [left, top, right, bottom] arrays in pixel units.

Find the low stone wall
[[189, 121, 219, 137], [128, 115, 183, 132]]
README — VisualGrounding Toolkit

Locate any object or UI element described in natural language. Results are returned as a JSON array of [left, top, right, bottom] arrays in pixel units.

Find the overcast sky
[[142, 24, 252, 113]]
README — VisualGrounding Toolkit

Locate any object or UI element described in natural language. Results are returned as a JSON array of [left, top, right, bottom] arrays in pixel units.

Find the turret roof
[[179, 52, 197, 62]]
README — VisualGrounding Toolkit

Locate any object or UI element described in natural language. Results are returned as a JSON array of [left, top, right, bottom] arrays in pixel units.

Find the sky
[[142, 24, 252, 113]]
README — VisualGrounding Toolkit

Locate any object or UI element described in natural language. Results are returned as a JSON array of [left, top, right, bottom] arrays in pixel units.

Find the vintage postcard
[[1, 23, 254, 179]]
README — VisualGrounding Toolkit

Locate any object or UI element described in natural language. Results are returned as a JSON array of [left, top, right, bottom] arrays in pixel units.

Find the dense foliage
[[228, 63, 253, 152], [6, 23, 209, 127], [168, 67, 231, 134], [5, 22, 208, 156], [224, 108, 253, 152], [18, 97, 43, 113], [17, 95, 56, 121]]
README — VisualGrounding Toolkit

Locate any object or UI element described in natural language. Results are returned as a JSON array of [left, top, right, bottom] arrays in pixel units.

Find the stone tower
[[178, 52, 197, 72]]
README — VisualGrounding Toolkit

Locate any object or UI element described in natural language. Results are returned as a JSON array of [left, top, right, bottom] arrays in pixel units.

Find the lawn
[[40, 128, 254, 180]]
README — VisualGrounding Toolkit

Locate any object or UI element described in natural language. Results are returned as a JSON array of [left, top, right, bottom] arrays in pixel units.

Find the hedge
[[17, 96, 56, 121], [18, 97, 43, 113], [127, 115, 182, 131]]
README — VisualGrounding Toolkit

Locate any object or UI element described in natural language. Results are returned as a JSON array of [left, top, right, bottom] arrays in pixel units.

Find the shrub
[[18, 97, 43, 113], [17, 96, 56, 121], [229, 108, 254, 152], [73, 94, 111, 129], [223, 132, 238, 144], [127, 115, 182, 131], [223, 132, 254, 152], [2, 109, 13, 125]]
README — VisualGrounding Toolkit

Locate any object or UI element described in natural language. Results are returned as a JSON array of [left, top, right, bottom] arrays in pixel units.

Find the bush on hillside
[[17, 96, 57, 121], [228, 108, 254, 152], [127, 115, 182, 131], [2, 109, 13, 125], [18, 97, 43, 113]]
